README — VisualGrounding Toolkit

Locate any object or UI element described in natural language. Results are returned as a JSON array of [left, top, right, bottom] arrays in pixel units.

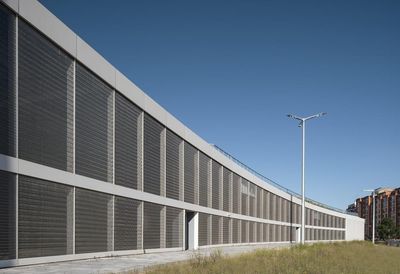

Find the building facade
[[351, 188, 400, 240], [0, 0, 364, 268]]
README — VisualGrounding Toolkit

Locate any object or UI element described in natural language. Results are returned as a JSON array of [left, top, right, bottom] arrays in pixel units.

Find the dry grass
[[140, 241, 400, 274]]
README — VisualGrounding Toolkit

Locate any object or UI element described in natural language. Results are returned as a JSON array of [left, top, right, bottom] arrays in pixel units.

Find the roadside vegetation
[[140, 241, 400, 274]]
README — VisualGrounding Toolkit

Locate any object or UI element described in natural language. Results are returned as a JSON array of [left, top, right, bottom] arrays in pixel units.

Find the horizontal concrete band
[[0, 153, 351, 229], [0, 248, 181, 269]]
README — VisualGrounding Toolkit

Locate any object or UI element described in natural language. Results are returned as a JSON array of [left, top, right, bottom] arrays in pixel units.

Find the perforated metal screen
[[0, 171, 15, 260], [222, 168, 230, 212], [212, 161, 221, 210], [166, 129, 181, 200], [198, 152, 209, 207], [143, 114, 163, 195], [76, 63, 113, 182], [0, 5, 16, 157], [241, 220, 248, 243], [165, 206, 182, 248], [115, 92, 141, 189], [143, 202, 162, 249], [19, 20, 73, 172], [184, 142, 196, 204], [232, 219, 240, 243], [114, 196, 141, 251], [232, 174, 240, 214], [198, 213, 209, 246], [75, 188, 111, 254], [222, 217, 230, 244], [18, 176, 71, 258], [211, 215, 220, 245]]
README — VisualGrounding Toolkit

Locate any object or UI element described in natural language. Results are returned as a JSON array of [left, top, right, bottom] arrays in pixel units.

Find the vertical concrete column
[[160, 206, 166, 248], [138, 202, 143, 250], [67, 60, 76, 173], [181, 210, 185, 249], [67, 187, 75, 254], [160, 128, 166, 197], [260, 189, 264, 219], [112, 90, 115, 184], [107, 196, 114, 251], [219, 166, 223, 210], [207, 214, 212, 245], [194, 151, 199, 205], [137, 112, 144, 191], [207, 159, 212, 208], [14, 16, 19, 260], [179, 140, 184, 201], [229, 218, 232, 244], [238, 219, 242, 243], [229, 172, 233, 213], [246, 181, 250, 216], [238, 177, 242, 215]]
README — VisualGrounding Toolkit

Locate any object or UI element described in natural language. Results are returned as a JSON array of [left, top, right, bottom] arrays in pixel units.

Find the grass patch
[[140, 241, 400, 274]]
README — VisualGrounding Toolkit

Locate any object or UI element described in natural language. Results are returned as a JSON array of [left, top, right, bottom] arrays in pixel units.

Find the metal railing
[[212, 144, 351, 215]]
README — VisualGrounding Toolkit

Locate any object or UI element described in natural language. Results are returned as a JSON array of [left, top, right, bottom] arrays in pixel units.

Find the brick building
[[349, 188, 400, 240]]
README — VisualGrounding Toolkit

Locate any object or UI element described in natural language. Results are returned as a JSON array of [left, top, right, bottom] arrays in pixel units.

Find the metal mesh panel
[[75, 188, 111, 253], [166, 206, 182, 248], [276, 196, 281, 221], [269, 224, 274, 242], [114, 196, 140, 251], [241, 179, 248, 215], [198, 213, 209, 246], [281, 226, 286, 242], [257, 188, 263, 218], [143, 114, 163, 195], [166, 129, 181, 200], [263, 223, 269, 242], [223, 168, 230, 212], [249, 222, 255, 242], [269, 194, 275, 220], [276, 224, 281, 242], [232, 173, 240, 214], [211, 215, 220, 245], [258, 223, 263, 242], [76, 63, 113, 182], [241, 220, 248, 243], [184, 142, 196, 204], [198, 152, 209, 207], [249, 184, 256, 217], [0, 5, 15, 157], [143, 202, 162, 249], [19, 176, 71, 258], [0, 171, 15, 260], [19, 20, 73, 171], [263, 191, 269, 219], [222, 217, 230, 244], [115, 92, 141, 189], [232, 219, 240, 243], [211, 161, 221, 210]]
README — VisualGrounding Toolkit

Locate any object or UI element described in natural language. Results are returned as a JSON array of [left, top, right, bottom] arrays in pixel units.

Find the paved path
[[0, 243, 292, 274]]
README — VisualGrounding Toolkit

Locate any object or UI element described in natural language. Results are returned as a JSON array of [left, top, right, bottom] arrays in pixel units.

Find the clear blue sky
[[39, 0, 400, 209]]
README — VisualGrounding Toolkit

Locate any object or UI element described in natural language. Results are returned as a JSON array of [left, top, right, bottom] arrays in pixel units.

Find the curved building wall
[[0, 0, 364, 268]]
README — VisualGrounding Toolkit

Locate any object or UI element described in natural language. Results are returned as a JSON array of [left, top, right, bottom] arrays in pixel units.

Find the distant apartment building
[[348, 187, 400, 239]]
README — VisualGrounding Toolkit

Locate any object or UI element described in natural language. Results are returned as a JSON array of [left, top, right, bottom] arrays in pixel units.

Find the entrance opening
[[185, 211, 198, 250]]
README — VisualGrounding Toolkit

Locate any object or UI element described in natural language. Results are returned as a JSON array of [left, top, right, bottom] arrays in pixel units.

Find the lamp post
[[364, 189, 376, 244], [287, 112, 327, 244]]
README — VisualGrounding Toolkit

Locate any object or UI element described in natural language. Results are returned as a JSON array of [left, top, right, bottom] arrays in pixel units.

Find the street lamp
[[287, 112, 327, 244], [363, 189, 376, 244]]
